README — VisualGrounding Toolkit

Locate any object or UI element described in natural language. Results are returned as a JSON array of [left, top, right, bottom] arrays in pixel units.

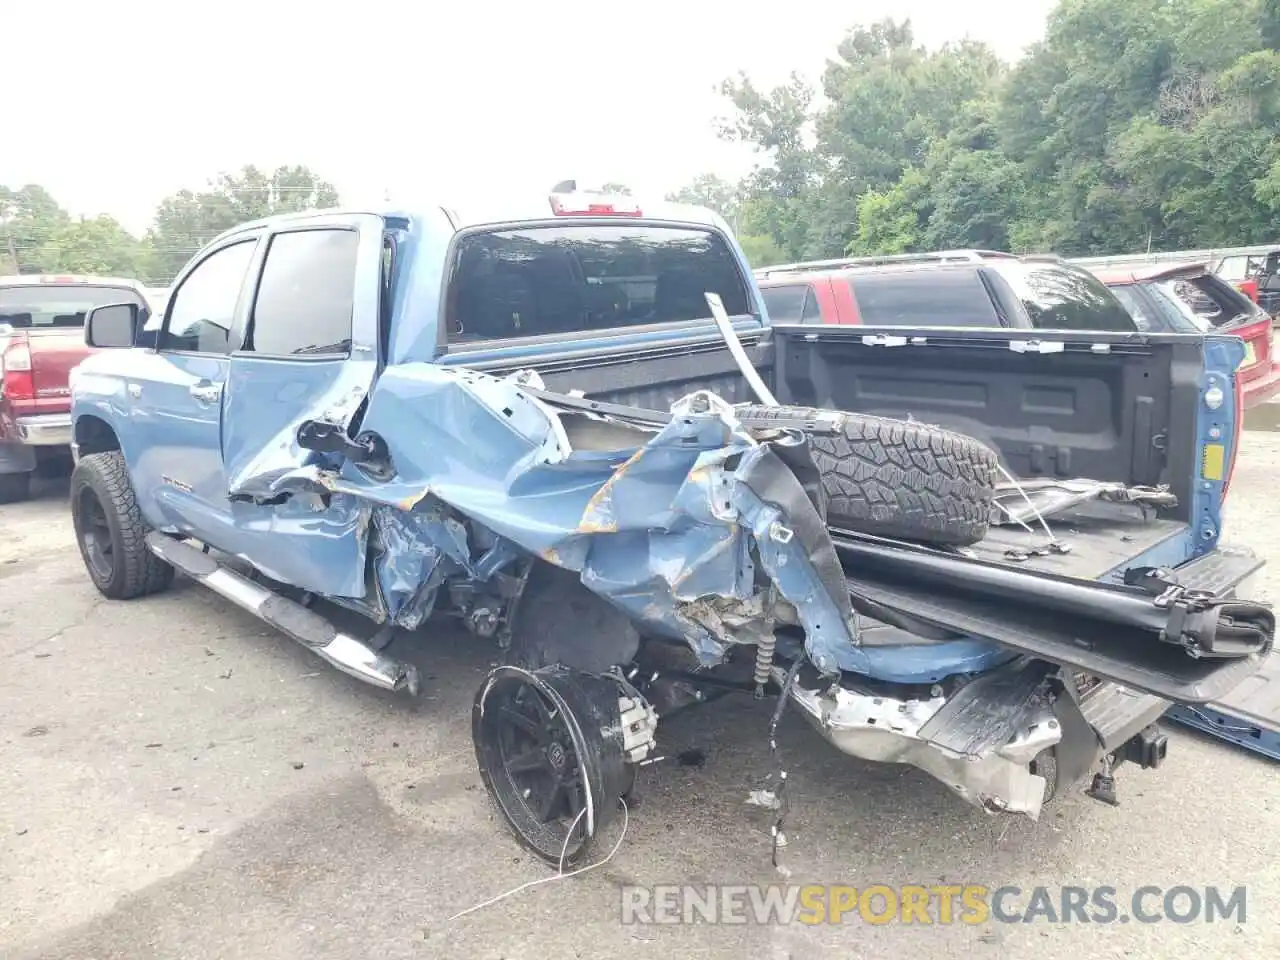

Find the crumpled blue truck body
[[224, 364, 867, 673]]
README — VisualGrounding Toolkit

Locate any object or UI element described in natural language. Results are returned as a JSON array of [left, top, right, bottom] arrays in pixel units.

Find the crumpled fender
[[224, 363, 864, 674]]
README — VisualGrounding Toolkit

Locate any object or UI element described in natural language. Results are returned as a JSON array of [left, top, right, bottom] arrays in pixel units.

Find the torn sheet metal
[[992, 478, 1178, 528], [223, 363, 864, 674]]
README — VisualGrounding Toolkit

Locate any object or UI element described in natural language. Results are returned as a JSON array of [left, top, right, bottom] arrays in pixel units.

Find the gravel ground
[[2, 432, 1280, 960]]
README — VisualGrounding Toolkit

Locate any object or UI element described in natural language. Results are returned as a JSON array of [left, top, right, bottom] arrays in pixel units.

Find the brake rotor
[[473, 665, 632, 866]]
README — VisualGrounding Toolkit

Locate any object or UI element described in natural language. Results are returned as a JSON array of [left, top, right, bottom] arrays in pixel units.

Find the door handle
[[189, 381, 222, 404]]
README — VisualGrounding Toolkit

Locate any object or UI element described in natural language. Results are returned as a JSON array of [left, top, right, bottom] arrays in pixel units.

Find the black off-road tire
[[70, 451, 174, 599], [738, 404, 999, 547], [0, 471, 32, 504]]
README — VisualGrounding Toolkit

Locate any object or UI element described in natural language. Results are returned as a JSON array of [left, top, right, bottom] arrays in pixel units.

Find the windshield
[[0, 284, 146, 329], [992, 262, 1136, 332], [447, 224, 751, 343]]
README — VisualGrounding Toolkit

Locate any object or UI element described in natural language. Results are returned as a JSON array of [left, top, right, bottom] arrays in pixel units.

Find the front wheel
[[70, 451, 174, 599]]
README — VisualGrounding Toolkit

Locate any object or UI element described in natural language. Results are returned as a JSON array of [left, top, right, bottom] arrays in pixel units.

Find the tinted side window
[[761, 283, 815, 324], [1012, 265, 1136, 332], [800, 289, 824, 323], [161, 240, 257, 354], [249, 229, 359, 356], [847, 270, 1001, 327], [1107, 285, 1163, 332]]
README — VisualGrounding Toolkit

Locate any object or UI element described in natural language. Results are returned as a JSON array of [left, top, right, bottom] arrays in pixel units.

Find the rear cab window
[[0, 284, 146, 330], [445, 224, 751, 344], [845, 268, 1003, 327]]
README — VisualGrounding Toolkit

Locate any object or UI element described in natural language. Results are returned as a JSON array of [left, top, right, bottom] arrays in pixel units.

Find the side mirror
[[85, 303, 139, 349]]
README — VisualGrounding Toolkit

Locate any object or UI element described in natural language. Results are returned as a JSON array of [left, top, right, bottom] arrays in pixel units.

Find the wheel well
[[506, 561, 641, 673], [74, 415, 121, 456]]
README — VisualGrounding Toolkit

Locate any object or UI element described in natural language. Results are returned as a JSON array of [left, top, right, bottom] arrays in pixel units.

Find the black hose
[[768, 658, 805, 868]]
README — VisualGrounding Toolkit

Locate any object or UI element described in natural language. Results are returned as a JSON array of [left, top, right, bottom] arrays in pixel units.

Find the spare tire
[[737, 404, 999, 547]]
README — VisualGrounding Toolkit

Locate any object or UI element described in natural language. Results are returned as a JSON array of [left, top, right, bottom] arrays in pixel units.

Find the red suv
[[1090, 261, 1280, 409]]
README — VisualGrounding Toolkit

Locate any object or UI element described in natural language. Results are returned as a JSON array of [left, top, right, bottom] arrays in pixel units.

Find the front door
[[129, 237, 260, 540]]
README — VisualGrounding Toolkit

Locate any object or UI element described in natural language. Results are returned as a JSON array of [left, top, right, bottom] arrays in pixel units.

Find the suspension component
[[753, 633, 776, 698]]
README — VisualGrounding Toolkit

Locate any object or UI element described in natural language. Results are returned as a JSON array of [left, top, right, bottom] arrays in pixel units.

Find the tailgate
[[834, 534, 1272, 704], [0, 280, 142, 414], [25, 329, 90, 408], [1166, 560, 1280, 759]]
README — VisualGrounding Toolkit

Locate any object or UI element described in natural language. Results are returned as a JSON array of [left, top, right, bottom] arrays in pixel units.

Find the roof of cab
[[206, 198, 728, 248]]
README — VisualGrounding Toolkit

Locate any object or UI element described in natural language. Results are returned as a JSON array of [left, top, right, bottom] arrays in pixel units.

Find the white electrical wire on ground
[[439, 798, 630, 925]]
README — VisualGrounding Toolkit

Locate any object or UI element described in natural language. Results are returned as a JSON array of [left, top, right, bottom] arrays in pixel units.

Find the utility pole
[[3, 232, 18, 275]]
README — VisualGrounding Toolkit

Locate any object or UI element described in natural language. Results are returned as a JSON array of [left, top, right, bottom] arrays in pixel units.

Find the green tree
[[846, 170, 930, 255], [716, 72, 820, 258], [737, 233, 787, 267], [1264, 0, 1280, 48], [666, 173, 741, 221], [711, 20, 1010, 260], [0, 184, 70, 274], [149, 164, 339, 281], [997, 0, 1279, 253], [701, 2, 1280, 260], [35, 216, 148, 276]]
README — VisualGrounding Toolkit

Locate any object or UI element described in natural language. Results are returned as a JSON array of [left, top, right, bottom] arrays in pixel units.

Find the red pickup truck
[[0, 275, 151, 502]]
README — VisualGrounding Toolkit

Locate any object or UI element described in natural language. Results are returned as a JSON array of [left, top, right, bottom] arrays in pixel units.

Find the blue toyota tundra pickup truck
[[67, 188, 1274, 865]]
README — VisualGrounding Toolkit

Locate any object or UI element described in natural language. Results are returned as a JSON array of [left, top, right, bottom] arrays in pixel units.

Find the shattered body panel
[[225, 363, 864, 672]]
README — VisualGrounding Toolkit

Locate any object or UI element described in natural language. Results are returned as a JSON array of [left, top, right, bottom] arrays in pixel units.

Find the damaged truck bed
[[67, 199, 1276, 866]]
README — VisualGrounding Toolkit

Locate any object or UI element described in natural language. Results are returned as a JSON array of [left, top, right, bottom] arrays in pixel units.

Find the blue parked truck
[[68, 189, 1275, 864]]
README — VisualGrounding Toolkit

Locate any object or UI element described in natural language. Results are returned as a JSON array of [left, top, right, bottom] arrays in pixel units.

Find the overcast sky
[[5, 0, 1055, 233]]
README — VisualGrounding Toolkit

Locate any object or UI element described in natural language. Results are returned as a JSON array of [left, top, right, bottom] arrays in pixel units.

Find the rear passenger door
[[216, 214, 387, 595]]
